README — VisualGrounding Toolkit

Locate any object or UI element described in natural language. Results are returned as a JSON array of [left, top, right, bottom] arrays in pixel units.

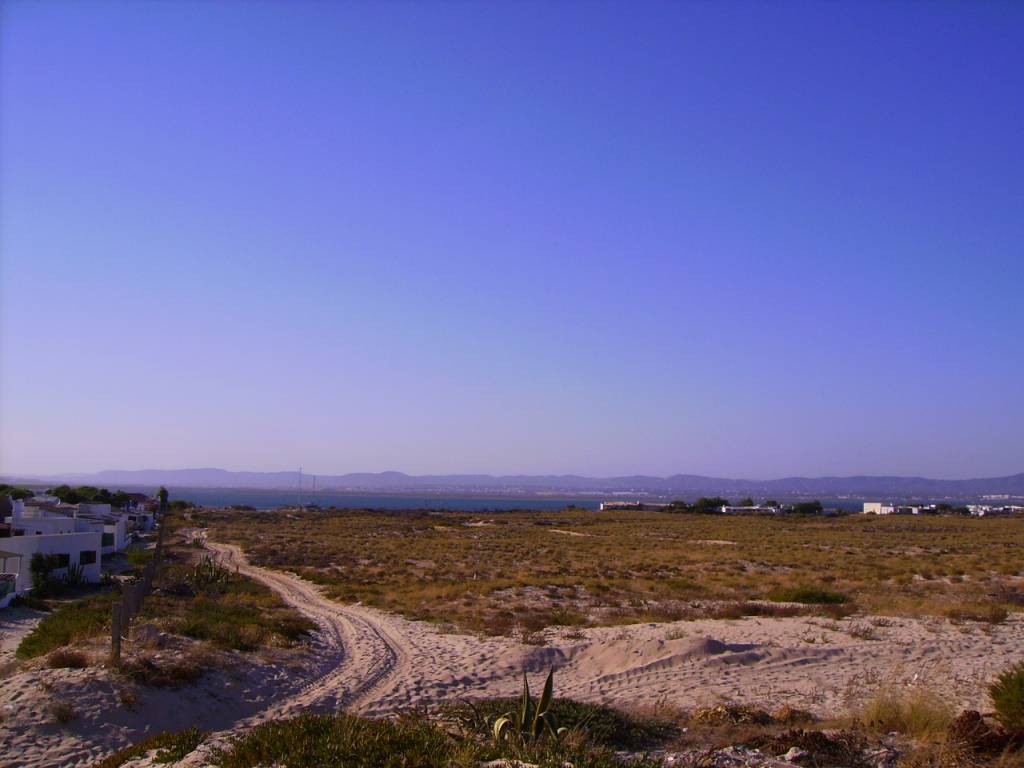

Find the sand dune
[[2, 538, 1022, 767]]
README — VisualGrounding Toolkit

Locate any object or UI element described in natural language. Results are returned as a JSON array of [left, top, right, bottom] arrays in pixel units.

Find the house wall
[[77, 517, 127, 553], [78, 503, 112, 516], [6, 516, 79, 536], [0, 531, 103, 591]]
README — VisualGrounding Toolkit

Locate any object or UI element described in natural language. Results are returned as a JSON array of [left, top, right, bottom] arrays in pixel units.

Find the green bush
[[446, 696, 675, 750], [990, 662, 1024, 733], [93, 727, 205, 768], [170, 588, 314, 651], [212, 713, 462, 768], [768, 585, 849, 605], [126, 548, 154, 569], [16, 592, 115, 659], [211, 713, 664, 768]]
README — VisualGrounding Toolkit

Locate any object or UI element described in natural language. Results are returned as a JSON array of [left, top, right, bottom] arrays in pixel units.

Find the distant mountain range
[[6, 468, 1024, 499]]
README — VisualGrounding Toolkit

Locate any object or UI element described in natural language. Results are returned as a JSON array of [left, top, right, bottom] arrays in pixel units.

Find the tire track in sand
[[204, 539, 413, 718]]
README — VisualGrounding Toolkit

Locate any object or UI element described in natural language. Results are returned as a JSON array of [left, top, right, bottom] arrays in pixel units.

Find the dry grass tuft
[[946, 602, 1010, 625], [46, 647, 90, 669], [47, 699, 77, 724], [118, 645, 212, 688], [857, 685, 954, 739]]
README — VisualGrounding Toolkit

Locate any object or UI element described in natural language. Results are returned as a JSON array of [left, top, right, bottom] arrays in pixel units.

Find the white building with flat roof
[[0, 531, 103, 594]]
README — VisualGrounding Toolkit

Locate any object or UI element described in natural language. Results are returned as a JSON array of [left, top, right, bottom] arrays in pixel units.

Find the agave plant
[[188, 555, 232, 590], [493, 669, 567, 743]]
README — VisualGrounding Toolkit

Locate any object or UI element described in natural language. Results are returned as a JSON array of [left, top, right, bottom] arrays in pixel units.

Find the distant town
[[599, 499, 1024, 516]]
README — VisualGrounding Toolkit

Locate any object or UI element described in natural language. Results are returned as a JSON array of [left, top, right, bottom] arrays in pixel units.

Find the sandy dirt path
[[207, 540, 416, 718]]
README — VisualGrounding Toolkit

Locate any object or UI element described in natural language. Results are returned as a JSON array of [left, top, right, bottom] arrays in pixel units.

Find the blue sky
[[1, 1, 1022, 479]]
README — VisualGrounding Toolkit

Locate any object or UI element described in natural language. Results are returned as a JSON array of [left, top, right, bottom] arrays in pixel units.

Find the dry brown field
[[196, 508, 1024, 637]]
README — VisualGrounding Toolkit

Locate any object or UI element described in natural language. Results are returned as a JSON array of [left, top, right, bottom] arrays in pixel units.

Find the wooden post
[[111, 604, 122, 662], [122, 589, 132, 640]]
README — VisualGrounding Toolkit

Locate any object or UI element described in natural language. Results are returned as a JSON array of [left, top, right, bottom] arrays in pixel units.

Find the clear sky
[[1, 1, 1022, 480]]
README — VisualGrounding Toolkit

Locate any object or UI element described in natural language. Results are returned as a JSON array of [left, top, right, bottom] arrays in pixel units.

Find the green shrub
[[211, 713, 663, 768], [126, 548, 154, 569], [93, 728, 205, 768], [769, 585, 849, 605], [171, 592, 313, 651], [446, 695, 674, 750], [16, 592, 115, 659], [990, 662, 1024, 733], [212, 713, 462, 768]]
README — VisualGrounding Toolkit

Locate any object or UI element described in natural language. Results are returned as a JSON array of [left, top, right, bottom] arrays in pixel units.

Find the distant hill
[[7, 467, 1024, 499]]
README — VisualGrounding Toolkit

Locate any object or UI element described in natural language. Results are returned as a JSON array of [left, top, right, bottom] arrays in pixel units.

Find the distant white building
[[968, 504, 1022, 517], [598, 501, 669, 511], [720, 505, 779, 515], [863, 502, 897, 515], [863, 502, 926, 515]]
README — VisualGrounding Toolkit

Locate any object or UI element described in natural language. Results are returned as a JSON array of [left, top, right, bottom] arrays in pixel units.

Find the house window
[[79, 550, 97, 565], [56, 553, 70, 568], [102, 532, 114, 547]]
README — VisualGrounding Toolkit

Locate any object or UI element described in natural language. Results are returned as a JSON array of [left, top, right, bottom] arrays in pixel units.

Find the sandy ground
[[2, 537, 1023, 767]]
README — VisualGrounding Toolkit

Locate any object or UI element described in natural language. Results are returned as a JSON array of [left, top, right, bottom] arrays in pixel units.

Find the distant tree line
[[2, 484, 194, 510], [47, 485, 134, 505], [0, 484, 34, 500]]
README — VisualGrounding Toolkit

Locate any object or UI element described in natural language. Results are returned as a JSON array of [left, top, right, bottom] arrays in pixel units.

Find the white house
[[863, 502, 898, 515], [0, 530, 103, 594], [7, 500, 128, 554], [74, 513, 127, 554], [720, 505, 780, 515]]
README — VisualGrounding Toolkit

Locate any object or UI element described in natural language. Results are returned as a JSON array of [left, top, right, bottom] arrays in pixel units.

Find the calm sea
[[166, 489, 866, 512], [170, 488, 602, 511]]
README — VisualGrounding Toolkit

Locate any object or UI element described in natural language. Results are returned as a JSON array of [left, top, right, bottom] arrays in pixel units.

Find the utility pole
[[298, 466, 303, 508]]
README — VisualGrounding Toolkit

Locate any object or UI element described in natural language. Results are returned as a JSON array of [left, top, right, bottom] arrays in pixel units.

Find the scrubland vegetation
[[198, 507, 1024, 635], [136, 553, 314, 652], [92, 728, 205, 768], [16, 591, 116, 659]]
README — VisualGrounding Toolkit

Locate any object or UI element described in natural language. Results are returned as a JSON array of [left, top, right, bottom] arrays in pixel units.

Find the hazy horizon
[[2, 1, 1022, 479], [5, 465, 1023, 485]]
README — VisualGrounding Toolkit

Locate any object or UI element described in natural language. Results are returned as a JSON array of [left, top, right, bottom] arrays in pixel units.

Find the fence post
[[122, 588, 132, 641], [111, 604, 122, 662]]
